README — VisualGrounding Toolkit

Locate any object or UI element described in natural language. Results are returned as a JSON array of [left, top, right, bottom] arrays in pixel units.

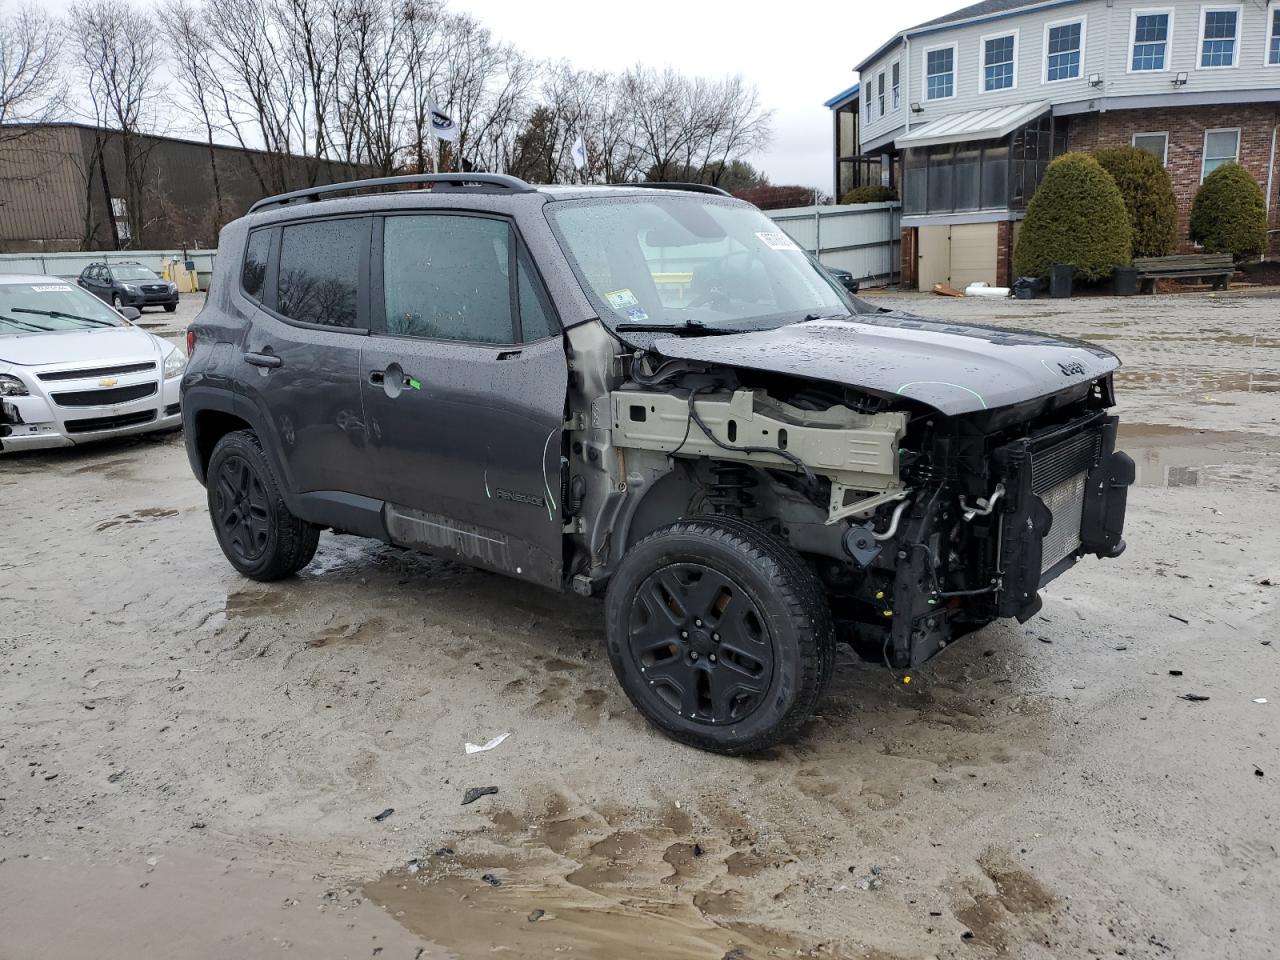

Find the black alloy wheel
[[205, 430, 319, 581], [626, 562, 774, 726], [605, 516, 834, 755], [213, 453, 271, 564]]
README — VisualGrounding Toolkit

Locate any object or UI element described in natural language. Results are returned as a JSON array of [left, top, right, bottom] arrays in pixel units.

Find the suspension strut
[[708, 462, 758, 517]]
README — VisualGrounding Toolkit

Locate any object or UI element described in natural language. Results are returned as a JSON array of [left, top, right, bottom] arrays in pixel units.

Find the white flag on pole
[[429, 105, 459, 143], [570, 136, 587, 171]]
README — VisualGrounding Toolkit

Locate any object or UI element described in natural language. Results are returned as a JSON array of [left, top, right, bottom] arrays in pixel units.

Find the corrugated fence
[[767, 202, 901, 286], [0, 203, 902, 287]]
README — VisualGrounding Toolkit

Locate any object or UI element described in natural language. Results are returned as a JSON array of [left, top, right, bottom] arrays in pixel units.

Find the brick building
[[831, 0, 1280, 290]]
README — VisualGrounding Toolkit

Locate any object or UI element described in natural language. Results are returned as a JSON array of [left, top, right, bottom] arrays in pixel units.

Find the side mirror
[[119, 306, 141, 322]]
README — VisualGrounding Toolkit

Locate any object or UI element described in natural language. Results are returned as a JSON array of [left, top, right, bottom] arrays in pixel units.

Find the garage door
[[916, 222, 999, 290]]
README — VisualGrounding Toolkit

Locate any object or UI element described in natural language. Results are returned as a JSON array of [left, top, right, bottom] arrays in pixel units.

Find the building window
[[1045, 20, 1084, 81], [982, 33, 1017, 91], [925, 45, 956, 100], [1201, 128, 1240, 180], [1199, 6, 1240, 68], [1130, 10, 1172, 71], [878, 71, 886, 117], [892, 62, 901, 110], [1270, 7, 1280, 65], [1132, 132, 1169, 166]]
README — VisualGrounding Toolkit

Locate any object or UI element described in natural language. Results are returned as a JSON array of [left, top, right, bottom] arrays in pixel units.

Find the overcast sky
[[449, 0, 962, 191], [39, 0, 962, 191]]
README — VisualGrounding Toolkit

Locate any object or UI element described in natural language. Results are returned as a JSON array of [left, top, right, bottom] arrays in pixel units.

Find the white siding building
[[832, 0, 1280, 288]]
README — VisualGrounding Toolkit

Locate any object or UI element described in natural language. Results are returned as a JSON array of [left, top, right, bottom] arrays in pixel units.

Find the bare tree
[[163, 3, 226, 232], [67, 0, 163, 244], [0, 2, 65, 136]]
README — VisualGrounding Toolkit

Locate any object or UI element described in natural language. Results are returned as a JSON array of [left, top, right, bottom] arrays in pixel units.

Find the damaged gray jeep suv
[[183, 174, 1133, 754]]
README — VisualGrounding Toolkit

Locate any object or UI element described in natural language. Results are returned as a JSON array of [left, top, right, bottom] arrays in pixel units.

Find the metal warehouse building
[[0, 123, 360, 254]]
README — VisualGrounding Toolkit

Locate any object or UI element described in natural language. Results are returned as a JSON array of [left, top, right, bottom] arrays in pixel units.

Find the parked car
[[0, 275, 186, 451], [78, 261, 180, 313], [821, 265, 860, 294], [182, 174, 1133, 755]]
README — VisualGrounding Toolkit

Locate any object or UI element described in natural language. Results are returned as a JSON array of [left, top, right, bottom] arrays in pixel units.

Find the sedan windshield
[[547, 195, 866, 333], [0, 281, 127, 335], [112, 266, 160, 281]]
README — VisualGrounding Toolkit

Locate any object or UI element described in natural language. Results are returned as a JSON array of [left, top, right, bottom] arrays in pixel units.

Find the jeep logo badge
[[1058, 360, 1086, 377]]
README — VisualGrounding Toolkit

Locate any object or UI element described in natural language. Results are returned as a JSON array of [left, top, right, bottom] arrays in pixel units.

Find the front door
[[359, 213, 567, 588]]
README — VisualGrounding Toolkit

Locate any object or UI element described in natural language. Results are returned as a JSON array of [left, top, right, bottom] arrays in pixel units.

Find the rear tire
[[604, 516, 834, 755], [206, 430, 319, 581]]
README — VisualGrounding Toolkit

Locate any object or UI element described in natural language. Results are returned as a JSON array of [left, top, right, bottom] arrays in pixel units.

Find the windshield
[[111, 266, 160, 281], [546, 195, 865, 332], [0, 281, 127, 335]]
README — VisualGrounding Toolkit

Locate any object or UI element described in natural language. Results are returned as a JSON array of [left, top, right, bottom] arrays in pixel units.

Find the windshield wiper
[[616, 320, 742, 336], [0, 315, 56, 332], [13, 307, 118, 327]]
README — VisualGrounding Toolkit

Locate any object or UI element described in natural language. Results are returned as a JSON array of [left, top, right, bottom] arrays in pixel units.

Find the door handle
[[244, 352, 282, 369], [497, 349, 522, 361]]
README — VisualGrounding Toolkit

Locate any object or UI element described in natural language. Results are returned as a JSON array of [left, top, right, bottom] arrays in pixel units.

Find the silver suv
[[182, 174, 1133, 754]]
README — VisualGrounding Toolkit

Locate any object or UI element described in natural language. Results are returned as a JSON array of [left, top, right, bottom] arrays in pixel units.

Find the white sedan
[[0, 274, 186, 452]]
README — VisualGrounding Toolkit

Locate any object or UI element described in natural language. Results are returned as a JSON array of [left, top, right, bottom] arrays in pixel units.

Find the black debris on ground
[[480, 873, 501, 887], [528, 909, 545, 922], [372, 808, 394, 822], [1179, 694, 1211, 702], [462, 786, 499, 805]]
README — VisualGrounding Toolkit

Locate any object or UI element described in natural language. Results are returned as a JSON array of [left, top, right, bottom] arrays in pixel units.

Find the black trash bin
[[1114, 266, 1139, 296], [1050, 263, 1074, 299], [1013, 276, 1042, 300]]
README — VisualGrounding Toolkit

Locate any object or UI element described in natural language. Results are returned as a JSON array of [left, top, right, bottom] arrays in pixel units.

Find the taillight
[[186, 328, 196, 355]]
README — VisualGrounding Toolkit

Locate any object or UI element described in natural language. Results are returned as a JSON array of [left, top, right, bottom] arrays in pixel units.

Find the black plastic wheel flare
[[627, 563, 774, 725], [214, 455, 271, 562]]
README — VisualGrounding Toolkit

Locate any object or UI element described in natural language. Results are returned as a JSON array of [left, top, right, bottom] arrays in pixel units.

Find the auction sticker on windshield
[[755, 231, 800, 252], [32, 285, 74, 292], [605, 288, 640, 310]]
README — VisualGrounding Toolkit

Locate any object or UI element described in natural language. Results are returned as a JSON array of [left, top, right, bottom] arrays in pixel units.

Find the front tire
[[111, 293, 123, 309], [163, 303, 177, 313], [604, 517, 834, 755], [206, 430, 319, 581]]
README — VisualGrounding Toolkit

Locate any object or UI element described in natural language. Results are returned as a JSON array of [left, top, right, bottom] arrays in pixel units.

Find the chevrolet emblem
[[99, 377, 119, 387]]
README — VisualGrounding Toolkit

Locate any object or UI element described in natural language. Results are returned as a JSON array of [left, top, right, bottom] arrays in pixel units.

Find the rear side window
[[277, 218, 365, 328], [382, 214, 514, 344], [241, 230, 270, 302]]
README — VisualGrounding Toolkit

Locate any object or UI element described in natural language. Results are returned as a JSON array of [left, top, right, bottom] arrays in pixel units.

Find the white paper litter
[[465, 732, 510, 754], [1253, 698, 1268, 704]]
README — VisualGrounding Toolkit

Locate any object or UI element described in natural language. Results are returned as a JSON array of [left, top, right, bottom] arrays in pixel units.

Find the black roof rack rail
[[248, 173, 536, 213], [626, 182, 732, 198]]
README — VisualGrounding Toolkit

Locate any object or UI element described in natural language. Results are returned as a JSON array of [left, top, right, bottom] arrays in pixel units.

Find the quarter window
[[1199, 7, 1239, 67], [277, 218, 365, 328], [1131, 11, 1171, 71], [241, 229, 270, 302], [1201, 128, 1240, 180], [517, 249, 556, 341], [926, 46, 955, 100], [1132, 132, 1169, 166], [982, 34, 1017, 91], [1046, 21, 1083, 81], [382, 215, 515, 344]]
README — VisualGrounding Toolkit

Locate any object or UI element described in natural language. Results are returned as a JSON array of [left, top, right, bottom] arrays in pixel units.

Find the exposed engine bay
[[564, 319, 1135, 670]]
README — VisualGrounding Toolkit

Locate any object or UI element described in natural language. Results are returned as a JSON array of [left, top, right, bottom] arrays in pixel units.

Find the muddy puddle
[[1117, 367, 1280, 394], [1118, 422, 1280, 487], [364, 798, 839, 960]]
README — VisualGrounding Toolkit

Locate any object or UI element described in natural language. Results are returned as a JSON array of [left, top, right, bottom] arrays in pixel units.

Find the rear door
[[237, 216, 374, 500], [358, 212, 567, 588]]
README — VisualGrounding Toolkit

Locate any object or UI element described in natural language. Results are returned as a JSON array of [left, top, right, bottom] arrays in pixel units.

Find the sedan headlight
[[163, 346, 188, 379], [0, 374, 29, 397]]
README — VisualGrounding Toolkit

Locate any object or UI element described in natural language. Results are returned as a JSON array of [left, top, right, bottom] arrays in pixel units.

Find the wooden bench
[[1133, 253, 1235, 293]]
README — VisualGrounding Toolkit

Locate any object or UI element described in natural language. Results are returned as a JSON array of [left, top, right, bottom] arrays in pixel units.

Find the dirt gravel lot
[[2, 290, 1277, 959]]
